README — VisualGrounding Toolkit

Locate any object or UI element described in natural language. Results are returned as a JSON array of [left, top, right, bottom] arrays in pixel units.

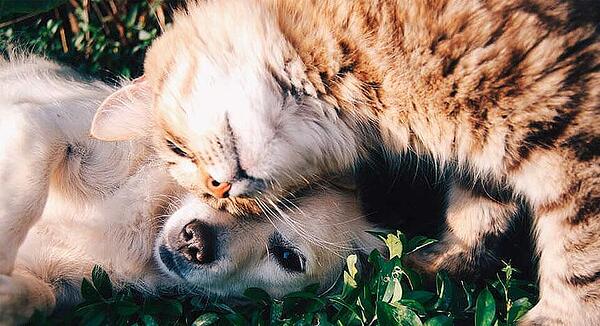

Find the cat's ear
[[90, 76, 152, 141]]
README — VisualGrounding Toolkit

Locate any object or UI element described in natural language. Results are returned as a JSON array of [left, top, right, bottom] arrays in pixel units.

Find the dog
[[0, 55, 381, 324]]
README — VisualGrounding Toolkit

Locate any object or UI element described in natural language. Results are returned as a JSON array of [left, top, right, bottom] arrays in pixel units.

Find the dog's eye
[[166, 139, 190, 158], [269, 233, 306, 273], [271, 245, 306, 273]]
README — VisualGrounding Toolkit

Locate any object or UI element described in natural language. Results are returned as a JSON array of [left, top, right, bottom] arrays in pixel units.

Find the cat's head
[[90, 0, 363, 214]]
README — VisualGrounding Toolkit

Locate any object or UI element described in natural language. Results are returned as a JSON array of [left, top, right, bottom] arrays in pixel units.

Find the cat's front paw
[[517, 310, 564, 326], [404, 243, 446, 274], [405, 239, 498, 282], [403, 246, 446, 287], [0, 274, 50, 326], [517, 302, 588, 326]]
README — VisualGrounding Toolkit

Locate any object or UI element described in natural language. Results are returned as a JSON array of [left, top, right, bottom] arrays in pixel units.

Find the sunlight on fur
[[90, 1, 599, 324], [0, 55, 382, 324]]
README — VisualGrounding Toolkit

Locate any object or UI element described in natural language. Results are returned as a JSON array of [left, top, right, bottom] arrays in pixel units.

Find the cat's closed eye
[[166, 139, 191, 158]]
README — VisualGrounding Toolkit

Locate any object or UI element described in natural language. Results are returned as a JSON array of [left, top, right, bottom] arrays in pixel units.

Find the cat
[[91, 0, 599, 324], [0, 55, 381, 324]]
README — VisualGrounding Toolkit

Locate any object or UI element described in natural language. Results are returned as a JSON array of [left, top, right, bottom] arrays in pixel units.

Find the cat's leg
[[0, 270, 56, 325], [406, 180, 518, 279], [514, 154, 600, 325], [0, 110, 58, 275]]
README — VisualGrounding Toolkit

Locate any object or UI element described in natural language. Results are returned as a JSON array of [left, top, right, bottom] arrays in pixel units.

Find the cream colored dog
[[0, 56, 381, 324]]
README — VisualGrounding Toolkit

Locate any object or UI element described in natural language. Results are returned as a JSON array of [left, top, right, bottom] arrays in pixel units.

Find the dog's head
[[155, 186, 382, 298], [90, 1, 366, 215]]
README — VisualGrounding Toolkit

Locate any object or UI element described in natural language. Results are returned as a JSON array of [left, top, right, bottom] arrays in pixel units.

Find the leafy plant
[[30, 231, 536, 326], [0, 0, 181, 79]]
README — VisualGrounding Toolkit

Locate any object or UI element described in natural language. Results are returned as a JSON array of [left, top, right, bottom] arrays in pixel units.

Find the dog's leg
[[0, 110, 58, 275], [0, 270, 55, 325]]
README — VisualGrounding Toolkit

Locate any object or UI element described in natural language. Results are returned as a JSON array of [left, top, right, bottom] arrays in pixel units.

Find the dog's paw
[[0, 275, 39, 325]]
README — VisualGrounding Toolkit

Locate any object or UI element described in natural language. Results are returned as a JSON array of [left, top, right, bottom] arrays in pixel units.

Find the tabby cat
[[91, 0, 599, 324]]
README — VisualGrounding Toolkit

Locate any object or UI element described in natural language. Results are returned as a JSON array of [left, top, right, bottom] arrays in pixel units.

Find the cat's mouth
[[197, 192, 264, 217], [197, 178, 309, 218], [226, 177, 267, 198]]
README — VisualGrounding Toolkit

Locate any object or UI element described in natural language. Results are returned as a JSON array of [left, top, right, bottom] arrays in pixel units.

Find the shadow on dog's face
[[155, 189, 381, 298]]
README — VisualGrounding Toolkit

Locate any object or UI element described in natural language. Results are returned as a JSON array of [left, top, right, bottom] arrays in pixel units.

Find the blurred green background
[[0, 0, 184, 79]]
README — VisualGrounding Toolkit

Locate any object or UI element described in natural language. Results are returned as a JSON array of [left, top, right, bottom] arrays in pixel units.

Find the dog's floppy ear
[[90, 76, 152, 141]]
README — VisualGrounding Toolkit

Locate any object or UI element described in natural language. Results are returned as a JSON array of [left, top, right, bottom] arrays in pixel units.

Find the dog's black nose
[[177, 220, 216, 265]]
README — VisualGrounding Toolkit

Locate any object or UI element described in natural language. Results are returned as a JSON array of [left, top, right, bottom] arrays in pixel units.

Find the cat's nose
[[205, 176, 232, 198], [177, 220, 216, 265]]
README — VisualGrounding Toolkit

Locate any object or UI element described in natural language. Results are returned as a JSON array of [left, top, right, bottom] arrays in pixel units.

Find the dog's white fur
[[0, 56, 381, 324]]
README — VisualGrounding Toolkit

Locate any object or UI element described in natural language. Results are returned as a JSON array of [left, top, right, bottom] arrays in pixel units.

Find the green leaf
[[400, 299, 427, 315], [461, 281, 477, 311], [475, 287, 496, 326], [284, 291, 321, 301], [208, 302, 237, 314], [270, 300, 284, 324], [126, 3, 140, 28], [382, 278, 403, 304], [433, 272, 454, 311], [347, 254, 358, 279], [385, 234, 403, 259], [424, 315, 453, 326], [328, 297, 363, 324], [138, 30, 153, 41], [0, 0, 68, 20], [506, 297, 532, 323], [341, 255, 360, 297], [91, 265, 113, 299], [502, 263, 516, 284], [404, 290, 435, 304], [115, 301, 139, 316], [223, 313, 248, 326], [141, 299, 165, 315], [342, 270, 358, 298], [74, 302, 105, 317], [80, 278, 102, 302], [161, 299, 183, 317], [80, 309, 107, 326], [402, 268, 423, 290], [303, 283, 321, 294], [376, 301, 423, 326], [244, 288, 272, 306], [142, 315, 158, 326], [193, 312, 219, 326]]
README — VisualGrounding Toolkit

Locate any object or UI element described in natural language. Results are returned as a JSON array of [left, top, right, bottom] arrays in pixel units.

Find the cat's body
[[92, 0, 599, 324]]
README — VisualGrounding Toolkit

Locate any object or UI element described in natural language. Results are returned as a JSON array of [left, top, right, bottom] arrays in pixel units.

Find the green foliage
[[0, 0, 68, 20], [0, 0, 177, 79], [30, 231, 537, 326]]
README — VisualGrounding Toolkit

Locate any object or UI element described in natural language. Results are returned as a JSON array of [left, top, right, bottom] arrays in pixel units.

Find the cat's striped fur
[[91, 0, 599, 324]]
